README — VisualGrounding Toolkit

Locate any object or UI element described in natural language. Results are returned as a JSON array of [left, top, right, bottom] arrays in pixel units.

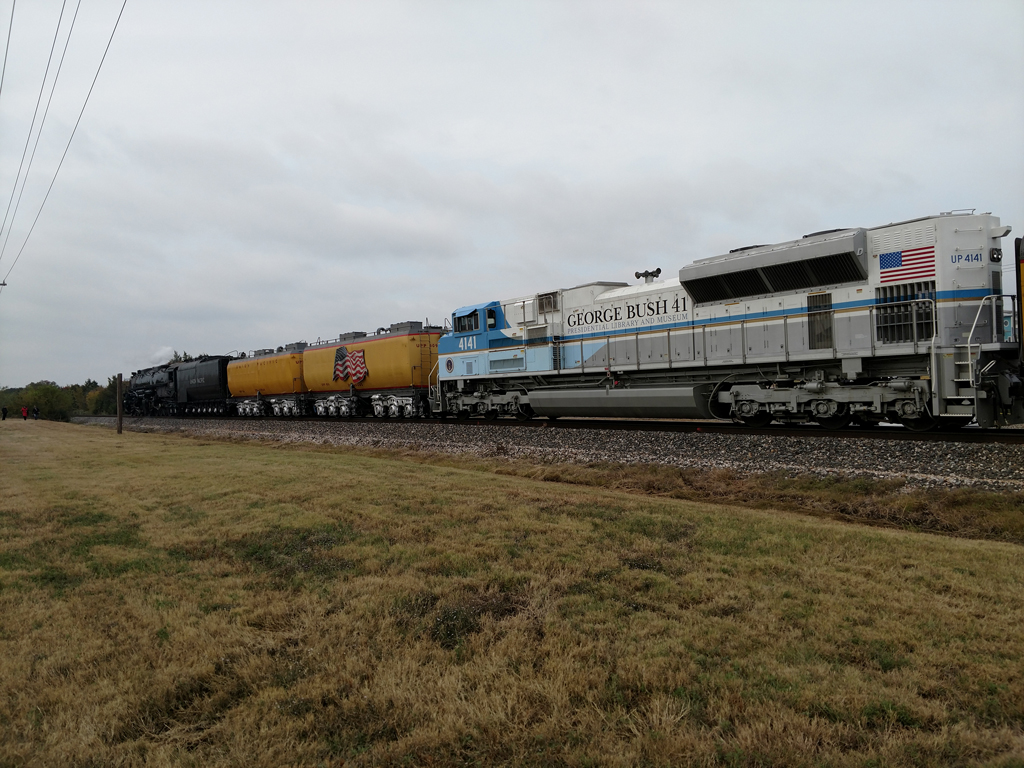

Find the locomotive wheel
[[483, 409, 499, 420], [739, 412, 773, 428], [816, 413, 853, 430], [456, 409, 471, 420], [900, 413, 937, 432]]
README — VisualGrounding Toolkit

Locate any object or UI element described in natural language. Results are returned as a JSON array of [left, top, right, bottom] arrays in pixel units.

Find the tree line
[[0, 379, 119, 420], [1, 353, 207, 421]]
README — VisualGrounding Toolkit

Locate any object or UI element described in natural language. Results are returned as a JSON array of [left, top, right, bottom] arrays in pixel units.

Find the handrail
[[427, 359, 441, 412], [964, 295, 1005, 387]]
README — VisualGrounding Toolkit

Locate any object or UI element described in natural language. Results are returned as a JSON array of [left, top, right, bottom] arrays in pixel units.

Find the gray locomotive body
[[437, 212, 1022, 429]]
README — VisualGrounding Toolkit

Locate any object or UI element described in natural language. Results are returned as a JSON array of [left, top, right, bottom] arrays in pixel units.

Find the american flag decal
[[332, 346, 368, 383], [879, 246, 935, 284]]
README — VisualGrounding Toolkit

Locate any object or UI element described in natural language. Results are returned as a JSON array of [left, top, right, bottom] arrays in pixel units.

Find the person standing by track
[[21, 406, 28, 420], [1, 406, 7, 420]]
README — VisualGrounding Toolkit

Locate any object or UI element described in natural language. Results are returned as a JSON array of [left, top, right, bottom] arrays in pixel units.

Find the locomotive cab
[[440, 301, 513, 376]]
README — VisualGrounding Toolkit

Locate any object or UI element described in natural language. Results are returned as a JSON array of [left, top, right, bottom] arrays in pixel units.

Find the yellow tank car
[[227, 343, 309, 416], [303, 321, 442, 418]]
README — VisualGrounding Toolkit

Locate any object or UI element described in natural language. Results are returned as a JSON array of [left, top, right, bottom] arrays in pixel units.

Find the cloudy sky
[[0, 0, 1021, 387]]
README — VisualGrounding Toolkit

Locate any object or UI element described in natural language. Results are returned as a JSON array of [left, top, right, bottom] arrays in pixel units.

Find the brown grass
[[0, 420, 1022, 766], [342, 447, 1024, 546]]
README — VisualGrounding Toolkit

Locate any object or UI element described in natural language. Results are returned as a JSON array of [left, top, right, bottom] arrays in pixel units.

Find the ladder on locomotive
[[954, 295, 1009, 394], [952, 345, 977, 401]]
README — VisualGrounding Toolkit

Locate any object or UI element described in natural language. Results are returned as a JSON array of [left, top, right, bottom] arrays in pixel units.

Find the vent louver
[[679, 229, 868, 305]]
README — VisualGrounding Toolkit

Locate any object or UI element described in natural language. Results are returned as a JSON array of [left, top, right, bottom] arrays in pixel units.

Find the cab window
[[486, 309, 497, 329], [454, 312, 480, 333]]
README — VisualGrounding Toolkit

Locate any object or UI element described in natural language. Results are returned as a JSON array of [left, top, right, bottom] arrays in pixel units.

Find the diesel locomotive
[[127, 211, 1024, 429]]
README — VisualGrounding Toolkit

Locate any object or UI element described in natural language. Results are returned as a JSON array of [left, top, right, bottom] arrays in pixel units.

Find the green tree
[[0, 377, 121, 420], [88, 378, 119, 415]]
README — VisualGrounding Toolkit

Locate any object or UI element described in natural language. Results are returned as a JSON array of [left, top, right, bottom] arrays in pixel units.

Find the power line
[[0, 0, 82, 264], [1, 0, 128, 290], [0, 0, 68, 252], [0, 1, 16, 105]]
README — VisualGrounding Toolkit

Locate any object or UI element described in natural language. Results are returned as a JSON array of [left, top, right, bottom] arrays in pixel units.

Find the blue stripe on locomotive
[[438, 287, 1000, 377]]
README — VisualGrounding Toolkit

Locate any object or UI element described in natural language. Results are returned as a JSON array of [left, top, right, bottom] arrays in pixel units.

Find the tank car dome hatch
[[389, 321, 424, 334]]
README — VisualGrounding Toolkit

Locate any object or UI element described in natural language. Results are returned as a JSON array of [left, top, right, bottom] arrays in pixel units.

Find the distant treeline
[[0, 378, 119, 421]]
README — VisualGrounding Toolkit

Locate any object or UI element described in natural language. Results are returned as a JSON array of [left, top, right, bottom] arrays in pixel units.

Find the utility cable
[[0, 0, 68, 252], [1, 0, 128, 290], [0, 0, 82, 263], [0, 0, 16, 105]]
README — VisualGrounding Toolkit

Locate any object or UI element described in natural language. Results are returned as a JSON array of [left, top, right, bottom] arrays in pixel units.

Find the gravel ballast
[[74, 416, 1024, 492]]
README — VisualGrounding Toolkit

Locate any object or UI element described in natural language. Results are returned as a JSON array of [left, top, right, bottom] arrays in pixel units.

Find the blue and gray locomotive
[[436, 211, 1023, 430]]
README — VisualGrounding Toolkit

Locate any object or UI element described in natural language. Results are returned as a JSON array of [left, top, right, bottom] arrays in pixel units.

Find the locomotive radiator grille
[[875, 281, 936, 344]]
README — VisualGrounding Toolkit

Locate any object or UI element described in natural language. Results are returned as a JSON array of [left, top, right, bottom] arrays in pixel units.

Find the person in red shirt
[[21, 406, 28, 420]]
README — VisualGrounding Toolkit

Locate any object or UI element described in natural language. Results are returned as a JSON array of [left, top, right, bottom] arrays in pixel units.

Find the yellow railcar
[[229, 323, 442, 418], [227, 347, 307, 398], [303, 322, 442, 418], [303, 326, 440, 394]]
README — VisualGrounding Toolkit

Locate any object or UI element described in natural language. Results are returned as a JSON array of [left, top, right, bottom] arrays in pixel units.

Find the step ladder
[[953, 344, 976, 389], [951, 295, 1003, 396]]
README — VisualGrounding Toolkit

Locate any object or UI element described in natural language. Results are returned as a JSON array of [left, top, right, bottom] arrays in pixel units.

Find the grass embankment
[[354, 448, 1024, 546], [0, 422, 1021, 766]]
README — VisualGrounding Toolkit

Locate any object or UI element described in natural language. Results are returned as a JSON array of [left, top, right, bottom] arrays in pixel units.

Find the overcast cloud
[[0, 0, 1021, 386]]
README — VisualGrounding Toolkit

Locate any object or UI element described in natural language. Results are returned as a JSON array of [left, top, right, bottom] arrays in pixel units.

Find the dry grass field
[[1, 421, 1022, 767]]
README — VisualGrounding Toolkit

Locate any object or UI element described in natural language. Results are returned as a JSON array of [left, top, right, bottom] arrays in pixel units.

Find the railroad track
[[90, 414, 1024, 445]]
